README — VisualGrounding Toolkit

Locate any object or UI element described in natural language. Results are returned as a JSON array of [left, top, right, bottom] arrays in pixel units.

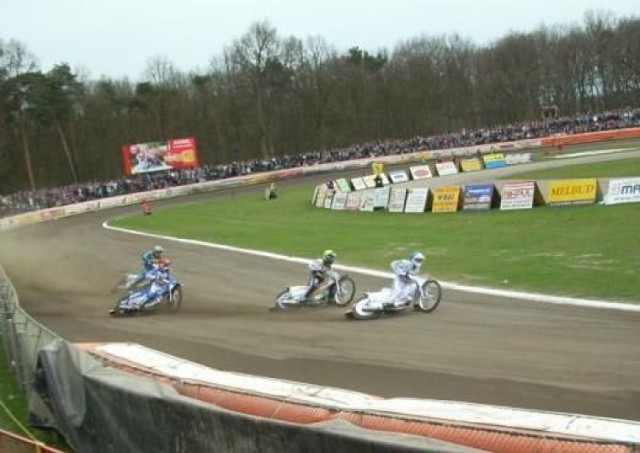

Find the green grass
[[111, 165, 640, 302]]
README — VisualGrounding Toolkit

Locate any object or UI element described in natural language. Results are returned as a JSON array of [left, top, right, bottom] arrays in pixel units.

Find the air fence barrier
[[1, 130, 640, 452]]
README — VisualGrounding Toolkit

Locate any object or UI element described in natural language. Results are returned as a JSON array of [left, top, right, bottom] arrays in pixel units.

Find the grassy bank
[[111, 156, 640, 302], [0, 340, 69, 449]]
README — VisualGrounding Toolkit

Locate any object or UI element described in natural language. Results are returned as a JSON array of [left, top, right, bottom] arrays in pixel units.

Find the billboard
[[604, 178, 640, 205], [432, 186, 462, 213], [122, 137, 198, 175], [547, 178, 597, 206], [500, 181, 541, 210], [463, 184, 496, 211]]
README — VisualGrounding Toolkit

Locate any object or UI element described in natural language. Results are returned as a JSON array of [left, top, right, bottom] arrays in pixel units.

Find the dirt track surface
[[1, 154, 640, 422]]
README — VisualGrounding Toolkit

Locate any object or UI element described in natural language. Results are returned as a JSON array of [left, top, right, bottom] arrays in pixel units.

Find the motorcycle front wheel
[[416, 280, 442, 313], [273, 289, 297, 310], [345, 296, 380, 320], [335, 276, 356, 306], [167, 286, 183, 312]]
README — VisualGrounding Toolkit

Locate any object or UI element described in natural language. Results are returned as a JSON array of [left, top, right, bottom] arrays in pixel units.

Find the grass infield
[[112, 150, 640, 303]]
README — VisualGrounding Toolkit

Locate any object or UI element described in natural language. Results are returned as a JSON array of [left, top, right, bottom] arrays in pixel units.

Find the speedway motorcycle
[[272, 270, 356, 310], [109, 269, 183, 316], [345, 275, 442, 320]]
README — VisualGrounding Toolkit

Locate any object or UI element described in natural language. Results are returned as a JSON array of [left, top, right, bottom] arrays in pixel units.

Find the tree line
[[1, 10, 638, 193]]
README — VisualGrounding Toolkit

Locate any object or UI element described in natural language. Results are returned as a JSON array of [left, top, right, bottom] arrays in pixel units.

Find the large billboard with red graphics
[[122, 137, 199, 175]]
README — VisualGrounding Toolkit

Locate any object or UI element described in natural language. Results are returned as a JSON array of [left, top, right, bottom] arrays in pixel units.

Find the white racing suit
[[388, 259, 421, 307]]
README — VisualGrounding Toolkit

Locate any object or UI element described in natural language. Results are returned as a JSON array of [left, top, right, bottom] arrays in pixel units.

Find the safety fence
[[0, 267, 66, 452]]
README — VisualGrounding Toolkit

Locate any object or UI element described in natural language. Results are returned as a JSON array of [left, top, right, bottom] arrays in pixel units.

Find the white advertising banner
[[345, 193, 361, 211], [359, 194, 374, 211], [323, 193, 334, 209], [605, 178, 640, 205], [500, 181, 536, 210], [315, 188, 327, 207], [331, 192, 348, 210], [435, 161, 459, 176], [409, 165, 433, 180], [388, 189, 407, 213], [505, 153, 532, 165], [372, 187, 391, 208], [404, 188, 429, 213], [351, 177, 367, 191], [388, 170, 409, 183]]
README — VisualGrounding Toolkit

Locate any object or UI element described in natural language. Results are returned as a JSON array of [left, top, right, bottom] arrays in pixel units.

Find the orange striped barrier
[[541, 127, 640, 147], [77, 343, 640, 453]]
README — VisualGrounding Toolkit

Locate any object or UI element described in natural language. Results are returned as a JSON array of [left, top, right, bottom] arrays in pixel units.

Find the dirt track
[[1, 157, 639, 422]]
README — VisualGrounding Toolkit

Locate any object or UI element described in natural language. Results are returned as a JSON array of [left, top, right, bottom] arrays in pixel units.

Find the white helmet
[[409, 251, 425, 269]]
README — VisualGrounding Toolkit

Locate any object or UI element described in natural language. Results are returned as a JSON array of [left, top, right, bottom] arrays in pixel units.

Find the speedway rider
[[128, 245, 167, 288], [387, 251, 426, 307], [136, 259, 171, 310], [303, 250, 337, 303]]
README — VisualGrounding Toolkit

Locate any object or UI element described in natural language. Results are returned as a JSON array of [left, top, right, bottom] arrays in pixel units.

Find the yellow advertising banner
[[432, 186, 462, 213], [372, 162, 385, 175], [547, 178, 597, 205], [460, 158, 483, 172]]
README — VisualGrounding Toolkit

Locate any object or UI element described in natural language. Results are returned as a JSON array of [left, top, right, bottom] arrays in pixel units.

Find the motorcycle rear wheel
[[416, 280, 442, 313], [335, 276, 356, 306], [346, 296, 380, 320]]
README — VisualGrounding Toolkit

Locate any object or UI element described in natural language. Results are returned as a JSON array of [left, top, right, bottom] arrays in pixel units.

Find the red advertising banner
[[122, 137, 199, 175]]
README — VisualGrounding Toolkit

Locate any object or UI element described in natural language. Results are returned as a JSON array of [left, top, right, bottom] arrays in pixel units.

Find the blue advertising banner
[[463, 184, 495, 211], [482, 153, 507, 169]]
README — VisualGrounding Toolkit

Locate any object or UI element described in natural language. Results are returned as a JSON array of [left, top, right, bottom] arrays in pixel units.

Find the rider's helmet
[[153, 245, 164, 258], [409, 251, 425, 272], [322, 250, 337, 267]]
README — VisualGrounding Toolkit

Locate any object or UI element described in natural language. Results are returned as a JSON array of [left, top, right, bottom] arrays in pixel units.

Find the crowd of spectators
[[2, 107, 639, 218]]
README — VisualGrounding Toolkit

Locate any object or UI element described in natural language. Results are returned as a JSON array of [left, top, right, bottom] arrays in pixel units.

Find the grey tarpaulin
[[31, 340, 485, 453]]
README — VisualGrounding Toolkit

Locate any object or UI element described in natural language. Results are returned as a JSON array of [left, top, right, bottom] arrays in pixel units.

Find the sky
[[2, 0, 639, 81]]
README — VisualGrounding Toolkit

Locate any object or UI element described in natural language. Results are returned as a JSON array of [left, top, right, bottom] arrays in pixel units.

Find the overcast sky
[[2, 0, 638, 81]]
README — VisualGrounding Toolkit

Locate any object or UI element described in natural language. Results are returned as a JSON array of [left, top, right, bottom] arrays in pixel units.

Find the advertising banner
[[323, 194, 333, 209], [388, 189, 407, 213], [372, 162, 385, 175], [345, 193, 361, 211], [363, 174, 389, 188], [463, 184, 496, 211], [331, 193, 348, 210], [335, 178, 352, 193], [432, 186, 462, 213], [404, 188, 429, 213], [122, 137, 198, 175], [314, 187, 327, 207], [500, 181, 539, 210], [482, 153, 507, 169], [409, 165, 433, 180], [388, 170, 410, 183], [372, 187, 391, 208], [359, 195, 374, 211], [547, 178, 597, 206], [435, 161, 459, 176], [505, 153, 532, 165], [460, 158, 483, 172], [351, 177, 367, 191], [604, 178, 640, 205]]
